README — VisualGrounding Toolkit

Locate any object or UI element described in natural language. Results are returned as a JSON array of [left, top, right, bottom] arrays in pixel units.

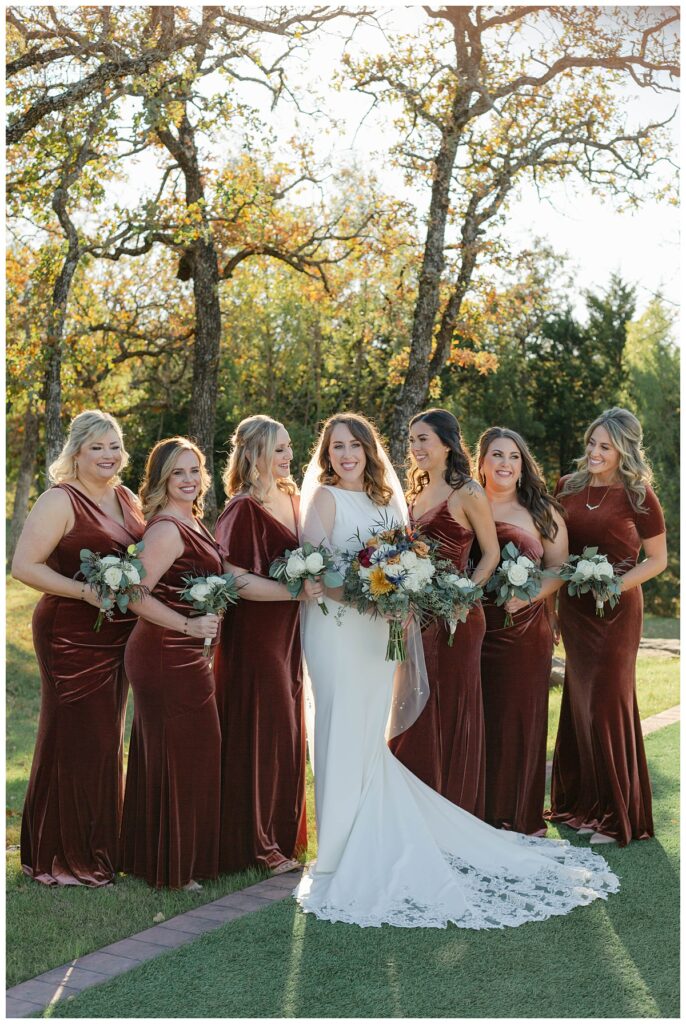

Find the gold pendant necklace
[[585, 484, 610, 511]]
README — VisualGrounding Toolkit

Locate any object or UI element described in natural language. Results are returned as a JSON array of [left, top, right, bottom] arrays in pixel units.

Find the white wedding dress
[[294, 486, 620, 929]]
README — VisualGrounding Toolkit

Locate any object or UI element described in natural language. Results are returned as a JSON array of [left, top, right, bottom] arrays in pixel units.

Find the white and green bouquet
[[79, 541, 148, 631], [419, 563, 483, 646], [269, 541, 344, 615], [558, 546, 622, 617], [485, 541, 542, 627], [178, 572, 240, 655]]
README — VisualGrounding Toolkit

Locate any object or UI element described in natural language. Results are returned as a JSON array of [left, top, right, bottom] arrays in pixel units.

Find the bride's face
[[328, 423, 366, 489]]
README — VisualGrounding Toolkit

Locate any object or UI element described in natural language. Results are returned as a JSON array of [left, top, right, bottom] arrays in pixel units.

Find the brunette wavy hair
[[49, 409, 128, 485], [222, 415, 297, 503], [139, 437, 211, 521], [560, 407, 653, 513], [476, 426, 564, 541], [315, 413, 394, 506], [406, 408, 472, 501]]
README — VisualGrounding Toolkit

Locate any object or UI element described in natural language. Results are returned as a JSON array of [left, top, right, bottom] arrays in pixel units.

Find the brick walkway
[[7, 705, 680, 1019]]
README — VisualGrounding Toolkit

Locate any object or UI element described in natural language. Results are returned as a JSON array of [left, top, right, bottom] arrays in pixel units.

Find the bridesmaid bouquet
[[178, 572, 240, 655], [419, 564, 483, 646], [485, 541, 542, 627], [79, 542, 148, 631], [268, 541, 344, 615], [558, 546, 622, 617], [343, 521, 436, 661]]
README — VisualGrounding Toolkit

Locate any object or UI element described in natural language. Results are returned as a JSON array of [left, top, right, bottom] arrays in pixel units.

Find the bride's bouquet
[[78, 542, 148, 631], [485, 541, 542, 627], [269, 541, 343, 615], [343, 520, 436, 661], [179, 571, 240, 655], [557, 546, 622, 617], [419, 563, 483, 646]]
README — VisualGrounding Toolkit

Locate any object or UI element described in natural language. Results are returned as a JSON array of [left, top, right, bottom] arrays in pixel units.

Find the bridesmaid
[[214, 415, 307, 875], [547, 408, 667, 846], [120, 437, 222, 890], [12, 409, 145, 886], [390, 408, 499, 817], [476, 426, 568, 836]]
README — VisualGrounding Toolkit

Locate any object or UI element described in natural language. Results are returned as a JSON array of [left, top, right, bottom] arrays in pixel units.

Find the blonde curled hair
[[222, 415, 297, 503], [560, 407, 653, 512], [49, 409, 128, 484], [139, 437, 211, 521], [315, 413, 393, 506]]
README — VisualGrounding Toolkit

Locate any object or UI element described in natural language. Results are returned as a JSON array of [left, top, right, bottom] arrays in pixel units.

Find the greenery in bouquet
[[269, 541, 343, 614], [179, 571, 240, 655], [485, 541, 542, 627], [78, 541, 148, 631], [342, 518, 436, 661], [419, 560, 483, 645], [558, 545, 622, 617]]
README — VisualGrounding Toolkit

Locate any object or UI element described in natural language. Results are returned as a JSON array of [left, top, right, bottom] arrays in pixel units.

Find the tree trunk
[[157, 110, 222, 522], [44, 185, 81, 475], [7, 402, 40, 569]]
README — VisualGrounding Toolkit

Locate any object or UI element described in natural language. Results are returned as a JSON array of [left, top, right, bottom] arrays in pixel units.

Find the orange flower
[[369, 565, 395, 597], [413, 541, 430, 558], [386, 555, 401, 564], [366, 536, 380, 548]]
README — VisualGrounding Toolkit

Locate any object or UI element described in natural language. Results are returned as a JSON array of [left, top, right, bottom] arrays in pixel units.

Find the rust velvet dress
[[547, 481, 666, 845], [21, 483, 145, 886], [481, 522, 552, 836], [390, 498, 486, 818], [214, 495, 307, 873], [120, 516, 222, 888]]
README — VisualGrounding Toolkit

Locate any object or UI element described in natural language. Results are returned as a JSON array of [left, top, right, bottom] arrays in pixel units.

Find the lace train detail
[[294, 834, 619, 930]]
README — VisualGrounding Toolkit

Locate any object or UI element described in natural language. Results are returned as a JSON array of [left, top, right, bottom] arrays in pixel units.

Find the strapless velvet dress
[[390, 498, 486, 818], [214, 495, 307, 873], [547, 481, 666, 845], [481, 522, 552, 836], [120, 516, 222, 887], [21, 483, 144, 886]]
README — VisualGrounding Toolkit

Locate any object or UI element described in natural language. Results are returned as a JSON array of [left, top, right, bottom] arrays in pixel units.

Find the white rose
[[189, 582, 211, 602], [455, 577, 474, 590], [442, 574, 461, 586], [206, 575, 226, 587], [506, 563, 528, 587], [286, 553, 307, 577], [399, 549, 418, 569], [501, 559, 514, 571], [517, 555, 535, 569], [304, 552, 325, 574], [403, 570, 422, 592], [415, 559, 435, 579], [575, 559, 595, 581], [123, 565, 140, 585], [100, 555, 121, 566], [593, 560, 614, 580], [104, 566, 124, 589]]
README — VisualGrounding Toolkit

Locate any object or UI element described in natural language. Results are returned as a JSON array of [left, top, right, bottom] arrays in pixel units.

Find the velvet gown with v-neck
[[390, 495, 486, 818], [214, 494, 307, 873], [21, 482, 145, 886], [120, 515, 223, 888]]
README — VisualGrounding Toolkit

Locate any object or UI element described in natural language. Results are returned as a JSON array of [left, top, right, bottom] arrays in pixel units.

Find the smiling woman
[[10, 409, 145, 887]]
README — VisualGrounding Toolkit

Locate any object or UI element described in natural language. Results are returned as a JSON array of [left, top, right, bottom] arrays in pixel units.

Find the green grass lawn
[[45, 723, 680, 1018], [6, 578, 679, 995]]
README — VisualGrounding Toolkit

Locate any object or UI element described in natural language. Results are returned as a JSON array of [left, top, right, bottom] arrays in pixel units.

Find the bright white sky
[[119, 5, 680, 320]]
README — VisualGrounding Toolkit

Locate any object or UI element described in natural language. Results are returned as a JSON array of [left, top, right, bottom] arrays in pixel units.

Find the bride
[[294, 413, 619, 929]]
